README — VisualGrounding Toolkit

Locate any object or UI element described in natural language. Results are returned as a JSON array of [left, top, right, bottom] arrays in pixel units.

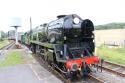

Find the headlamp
[[73, 17, 80, 24]]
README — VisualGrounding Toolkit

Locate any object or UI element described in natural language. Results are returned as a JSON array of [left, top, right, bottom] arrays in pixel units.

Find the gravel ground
[[91, 68, 125, 83]]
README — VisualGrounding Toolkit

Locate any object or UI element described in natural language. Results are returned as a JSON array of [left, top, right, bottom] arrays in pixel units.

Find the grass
[[0, 40, 9, 49], [0, 51, 25, 67], [97, 46, 125, 65]]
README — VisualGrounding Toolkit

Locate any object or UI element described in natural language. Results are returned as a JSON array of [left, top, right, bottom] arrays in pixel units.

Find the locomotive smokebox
[[81, 19, 94, 36], [81, 19, 94, 32]]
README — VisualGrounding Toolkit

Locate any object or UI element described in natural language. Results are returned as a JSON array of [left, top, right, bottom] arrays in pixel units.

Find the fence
[[95, 40, 125, 48]]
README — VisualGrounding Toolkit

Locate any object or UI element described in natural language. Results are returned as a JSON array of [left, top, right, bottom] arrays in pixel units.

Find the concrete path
[[0, 64, 62, 83], [0, 46, 63, 83]]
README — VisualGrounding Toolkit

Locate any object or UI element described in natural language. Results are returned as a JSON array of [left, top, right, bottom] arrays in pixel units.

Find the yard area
[[0, 40, 9, 49], [97, 46, 125, 65]]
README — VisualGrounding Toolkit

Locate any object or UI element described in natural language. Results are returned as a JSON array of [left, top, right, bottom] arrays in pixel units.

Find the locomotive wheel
[[81, 62, 91, 78], [44, 51, 52, 65], [30, 44, 35, 54], [68, 71, 78, 81], [44, 52, 48, 62], [62, 66, 69, 79], [30, 45, 33, 52]]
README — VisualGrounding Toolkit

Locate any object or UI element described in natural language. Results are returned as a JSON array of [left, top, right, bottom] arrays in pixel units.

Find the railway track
[[99, 61, 125, 78], [0, 41, 15, 56], [0, 41, 15, 50], [30, 52, 125, 83], [88, 74, 105, 83], [32, 53, 105, 83], [32, 54, 72, 83]]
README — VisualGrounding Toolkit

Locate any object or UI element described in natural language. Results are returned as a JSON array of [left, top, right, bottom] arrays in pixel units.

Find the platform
[[0, 46, 63, 83]]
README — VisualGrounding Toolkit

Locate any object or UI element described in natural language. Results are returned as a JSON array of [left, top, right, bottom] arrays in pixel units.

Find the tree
[[0, 31, 6, 40], [95, 23, 125, 30]]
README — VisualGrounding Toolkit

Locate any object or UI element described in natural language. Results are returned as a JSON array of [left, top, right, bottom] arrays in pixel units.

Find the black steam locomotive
[[30, 14, 102, 79]]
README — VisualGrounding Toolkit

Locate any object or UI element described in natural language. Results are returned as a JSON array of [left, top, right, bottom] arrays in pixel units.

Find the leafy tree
[[95, 23, 125, 30]]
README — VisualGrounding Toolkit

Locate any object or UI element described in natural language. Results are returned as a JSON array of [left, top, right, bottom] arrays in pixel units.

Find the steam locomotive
[[29, 14, 102, 79]]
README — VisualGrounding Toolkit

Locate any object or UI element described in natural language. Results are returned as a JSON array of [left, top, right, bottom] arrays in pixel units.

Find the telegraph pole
[[30, 17, 32, 39]]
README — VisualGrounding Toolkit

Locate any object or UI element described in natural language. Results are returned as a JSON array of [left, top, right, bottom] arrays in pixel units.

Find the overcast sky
[[0, 0, 125, 32]]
